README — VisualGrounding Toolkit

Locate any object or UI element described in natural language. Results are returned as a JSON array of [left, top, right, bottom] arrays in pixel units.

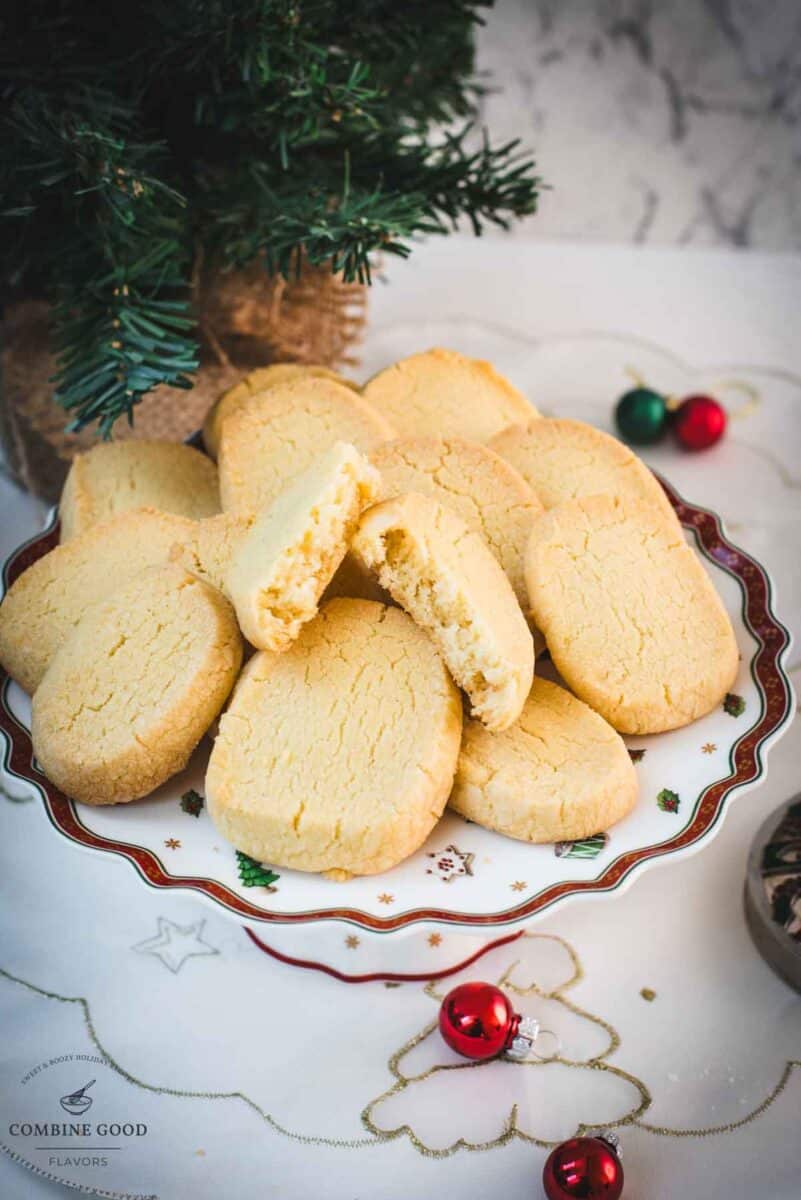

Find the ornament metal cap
[[505, 1014, 561, 1061], [595, 1129, 622, 1158]]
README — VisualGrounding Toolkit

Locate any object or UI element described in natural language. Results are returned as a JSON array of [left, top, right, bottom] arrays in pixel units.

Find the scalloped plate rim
[[0, 477, 794, 935]]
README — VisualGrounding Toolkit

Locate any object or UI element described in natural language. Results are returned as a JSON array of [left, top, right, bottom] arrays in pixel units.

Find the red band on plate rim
[[0, 478, 793, 932]]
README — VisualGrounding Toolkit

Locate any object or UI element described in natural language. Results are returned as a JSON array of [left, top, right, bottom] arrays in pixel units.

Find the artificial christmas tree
[[1, 1, 540, 495]]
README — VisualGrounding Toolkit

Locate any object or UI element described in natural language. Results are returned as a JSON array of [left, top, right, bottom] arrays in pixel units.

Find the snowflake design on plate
[[426, 844, 475, 882]]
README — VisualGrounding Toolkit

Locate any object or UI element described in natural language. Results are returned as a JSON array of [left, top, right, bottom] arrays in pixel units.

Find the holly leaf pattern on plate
[[724, 692, 746, 717], [657, 789, 680, 813], [180, 789, 204, 817]]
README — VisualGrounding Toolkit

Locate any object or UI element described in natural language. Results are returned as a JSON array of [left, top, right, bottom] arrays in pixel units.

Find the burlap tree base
[[1, 258, 367, 503]]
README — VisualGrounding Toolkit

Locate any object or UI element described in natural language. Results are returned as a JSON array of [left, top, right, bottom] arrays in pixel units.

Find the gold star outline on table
[[345, 935, 360, 949], [132, 917, 219, 973], [701, 742, 717, 754], [164, 837, 181, 850]]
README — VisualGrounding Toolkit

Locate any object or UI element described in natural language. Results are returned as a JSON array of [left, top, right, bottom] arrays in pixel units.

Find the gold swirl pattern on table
[[1, 930, 799, 1160], [361, 934, 651, 1155]]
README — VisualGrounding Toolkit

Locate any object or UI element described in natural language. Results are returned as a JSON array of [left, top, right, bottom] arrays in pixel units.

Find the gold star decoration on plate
[[701, 742, 717, 754], [377, 893, 395, 905], [164, 837, 181, 849], [510, 880, 527, 893], [427, 933, 442, 947], [345, 935, 360, 949]]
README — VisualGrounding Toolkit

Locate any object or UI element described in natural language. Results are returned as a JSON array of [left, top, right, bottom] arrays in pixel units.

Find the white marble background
[[477, 0, 801, 248]]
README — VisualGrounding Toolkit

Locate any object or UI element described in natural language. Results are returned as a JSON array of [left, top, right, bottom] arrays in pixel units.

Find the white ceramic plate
[[1, 321, 795, 980], [0, 473, 793, 980]]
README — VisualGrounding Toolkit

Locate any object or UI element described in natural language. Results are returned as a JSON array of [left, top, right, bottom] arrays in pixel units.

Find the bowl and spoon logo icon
[[59, 1079, 95, 1116]]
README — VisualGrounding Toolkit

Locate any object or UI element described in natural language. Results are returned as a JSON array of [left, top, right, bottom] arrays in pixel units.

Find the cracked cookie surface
[[490, 417, 676, 521], [59, 440, 220, 541], [0, 507, 208, 694], [203, 364, 358, 460], [363, 348, 538, 443], [169, 512, 254, 596], [206, 598, 462, 875], [351, 493, 534, 732], [525, 493, 738, 733], [218, 376, 393, 516], [32, 564, 243, 805], [370, 435, 542, 610], [450, 677, 638, 843]]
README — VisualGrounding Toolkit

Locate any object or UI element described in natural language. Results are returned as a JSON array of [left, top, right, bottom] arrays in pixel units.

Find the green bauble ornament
[[615, 387, 667, 445]]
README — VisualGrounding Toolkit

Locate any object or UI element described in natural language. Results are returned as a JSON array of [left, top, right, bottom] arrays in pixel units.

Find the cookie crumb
[[640, 986, 657, 1002]]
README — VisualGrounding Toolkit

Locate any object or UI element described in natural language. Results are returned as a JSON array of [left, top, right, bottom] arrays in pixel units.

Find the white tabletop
[[1, 237, 799, 1199]]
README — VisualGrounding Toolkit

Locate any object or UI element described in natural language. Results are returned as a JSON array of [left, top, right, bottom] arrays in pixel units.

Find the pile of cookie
[[0, 349, 738, 878]]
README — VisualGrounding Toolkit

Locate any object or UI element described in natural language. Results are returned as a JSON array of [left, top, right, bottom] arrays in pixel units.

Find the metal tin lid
[[744, 794, 801, 994]]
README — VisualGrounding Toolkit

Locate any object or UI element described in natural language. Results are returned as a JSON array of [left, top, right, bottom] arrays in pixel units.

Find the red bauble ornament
[[439, 981, 517, 1060], [543, 1135, 624, 1200], [673, 393, 727, 451]]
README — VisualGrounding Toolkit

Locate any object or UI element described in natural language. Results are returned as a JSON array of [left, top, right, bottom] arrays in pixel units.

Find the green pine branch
[[0, 1, 541, 434], [1, 87, 198, 432], [202, 127, 540, 283], [52, 236, 199, 436]]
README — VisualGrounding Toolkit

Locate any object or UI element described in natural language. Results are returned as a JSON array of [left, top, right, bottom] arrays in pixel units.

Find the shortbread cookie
[[169, 512, 254, 595], [59, 440, 220, 541], [218, 376, 393, 516], [490, 417, 675, 521], [370, 435, 542, 610], [203, 364, 358, 459], [226, 443, 381, 651], [450, 677, 638, 843], [206, 598, 462, 875], [362, 348, 537, 443], [351, 493, 534, 731], [0, 508, 202, 694], [32, 565, 242, 805], [525, 493, 738, 733]]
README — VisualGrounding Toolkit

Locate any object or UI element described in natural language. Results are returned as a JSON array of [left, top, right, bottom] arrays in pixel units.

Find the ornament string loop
[[711, 378, 760, 421]]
